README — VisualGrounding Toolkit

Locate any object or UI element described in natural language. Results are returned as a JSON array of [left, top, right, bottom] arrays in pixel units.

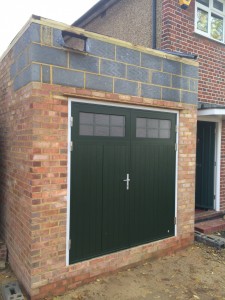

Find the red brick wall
[[220, 120, 225, 210], [0, 240, 7, 264], [161, 0, 225, 210], [161, 0, 225, 105], [0, 76, 197, 299], [26, 83, 197, 299], [0, 51, 34, 291]]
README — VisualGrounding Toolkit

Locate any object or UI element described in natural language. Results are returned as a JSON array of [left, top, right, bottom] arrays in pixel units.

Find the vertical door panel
[[102, 144, 130, 252], [70, 143, 103, 263], [130, 144, 175, 246], [196, 121, 215, 209]]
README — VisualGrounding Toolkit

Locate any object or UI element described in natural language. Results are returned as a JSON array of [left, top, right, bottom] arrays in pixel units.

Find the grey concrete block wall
[[141, 53, 162, 70], [13, 23, 40, 58], [10, 22, 199, 106], [14, 64, 40, 90], [53, 68, 84, 88]]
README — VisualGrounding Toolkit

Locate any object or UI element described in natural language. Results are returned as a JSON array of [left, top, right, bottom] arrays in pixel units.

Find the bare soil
[[1, 243, 225, 300], [54, 243, 225, 300]]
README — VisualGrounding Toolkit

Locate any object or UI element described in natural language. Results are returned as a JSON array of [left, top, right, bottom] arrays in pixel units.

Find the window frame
[[195, 0, 225, 43]]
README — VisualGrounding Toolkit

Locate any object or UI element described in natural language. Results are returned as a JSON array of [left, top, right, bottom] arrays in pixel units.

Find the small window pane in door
[[80, 124, 94, 136], [95, 125, 110, 136], [79, 112, 125, 137], [160, 120, 171, 129], [136, 128, 147, 138], [110, 126, 124, 137], [147, 129, 159, 138], [147, 119, 159, 129], [136, 117, 171, 139], [80, 112, 94, 124], [136, 118, 147, 128], [110, 115, 125, 126], [159, 129, 170, 139], [95, 114, 110, 125]]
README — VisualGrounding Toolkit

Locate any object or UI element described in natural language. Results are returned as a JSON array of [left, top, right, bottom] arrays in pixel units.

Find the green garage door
[[69, 103, 176, 264]]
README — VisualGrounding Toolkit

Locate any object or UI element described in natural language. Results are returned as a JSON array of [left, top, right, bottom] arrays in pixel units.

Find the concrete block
[[86, 74, 113, 92], [86, 38, 115, 59], [53, 29, 64, 48], [163, 59, 181, 75], [190, 79, 198, 92], [100, 60, 126, 78], [1, 282, 24, 300], [29, 44, 67, 67], [127, 66, 149, 83], [141, 84, 161, 99], [14, 64, 40, 90], [29, 23, 41, 43], [42, 26, 53, 46], [181, 91, 198, 105], [13, 23, 40, 58], [182, 63, 198, 78], [114, 79, 138, 96], [53, 67, 84, 88], [10, 63, 16, 79], [172, 76, 189, 90], [70, 53, 99, 73], [17, 50, 28, 72], [152, 72, 171, 87], [195, 231, 225, 250], [141, 53, 162, 70], [42, 65, 50, 83], [162, 88, 180, 102], [116, 46, 140, 65]]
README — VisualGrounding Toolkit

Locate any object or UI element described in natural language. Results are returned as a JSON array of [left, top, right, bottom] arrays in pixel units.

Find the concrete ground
[[1, 242, 225, 300]]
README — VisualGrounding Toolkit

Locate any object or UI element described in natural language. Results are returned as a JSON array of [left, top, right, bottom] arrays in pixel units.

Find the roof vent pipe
[[152, 0, 157, 49]]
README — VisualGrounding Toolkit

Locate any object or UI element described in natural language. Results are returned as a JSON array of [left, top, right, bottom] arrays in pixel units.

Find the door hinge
[[175, 143, 178, 151], [214, 195, 216, 200], [214, 161, 216, 167], [70, 141, 73, 151], [175, 125, 178, 133], [174, 217, 177, 225], [70, 116, 73, 127], [69, 239, 71, 250]]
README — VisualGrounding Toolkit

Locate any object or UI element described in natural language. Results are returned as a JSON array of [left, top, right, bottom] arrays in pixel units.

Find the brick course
[[0, 240, 7, 268], [160, 0, 225, 210], [0, 18, 198, 299]]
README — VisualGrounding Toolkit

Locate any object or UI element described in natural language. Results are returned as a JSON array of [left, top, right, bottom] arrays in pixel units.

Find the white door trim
[[66, 98, 179, 265]]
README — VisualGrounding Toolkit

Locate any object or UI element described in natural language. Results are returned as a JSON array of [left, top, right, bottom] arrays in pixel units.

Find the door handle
[[123, 173, 130, 190]]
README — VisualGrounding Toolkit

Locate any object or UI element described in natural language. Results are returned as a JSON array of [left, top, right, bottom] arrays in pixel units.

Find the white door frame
[[66, 98, 179, 265], [197, 113, 222, 212]]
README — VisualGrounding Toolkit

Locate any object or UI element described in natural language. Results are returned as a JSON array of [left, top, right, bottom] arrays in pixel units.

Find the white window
[[195, 0, 225, 42]]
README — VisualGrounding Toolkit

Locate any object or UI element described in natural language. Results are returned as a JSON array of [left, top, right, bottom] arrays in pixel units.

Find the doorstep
[[195, 218, 225, 234], [195, 209, 224, 223]]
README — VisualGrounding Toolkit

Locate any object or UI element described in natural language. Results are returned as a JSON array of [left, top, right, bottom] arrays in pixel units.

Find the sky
[[0, 0, 100, 56]]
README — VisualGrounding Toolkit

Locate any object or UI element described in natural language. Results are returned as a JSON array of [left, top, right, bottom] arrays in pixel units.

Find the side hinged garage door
[[69, 103, 177, 264]]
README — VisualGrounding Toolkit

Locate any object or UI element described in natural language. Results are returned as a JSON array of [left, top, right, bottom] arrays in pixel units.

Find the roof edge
[[72, 0, 119, 27], [1, 16, 199, 67]]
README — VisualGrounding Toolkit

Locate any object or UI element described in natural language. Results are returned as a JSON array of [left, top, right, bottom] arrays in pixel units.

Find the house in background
[[0, 10, 198, 300], [74, 0, 225, 214]]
